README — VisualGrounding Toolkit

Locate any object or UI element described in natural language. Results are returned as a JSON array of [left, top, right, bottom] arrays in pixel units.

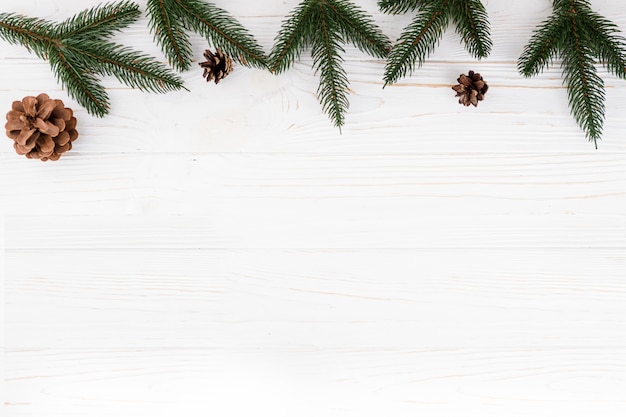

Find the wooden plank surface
[[2, 1, 626, 416]]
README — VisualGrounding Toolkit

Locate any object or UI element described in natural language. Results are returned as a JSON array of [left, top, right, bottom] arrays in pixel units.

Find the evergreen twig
[[146, 0, 268, 72], [379, 0, 425, 15], [380, 0, 491, 86], [518, 0, 626, 147], [0, 1, 185, 117], [270, 0, 391, 129]]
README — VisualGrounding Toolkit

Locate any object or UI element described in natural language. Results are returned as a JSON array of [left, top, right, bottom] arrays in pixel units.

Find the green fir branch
[[562, 34, 605, 146], [146, 0, 268, 72], [48, 49, 111, 116], [383, 0, 451, 86], [517, 13, 567, 77], [325, 0, 391, 59], [518, 0, 626, 146], [382, 0, 491, 86], [451, 0, 491, 59], [578, 10, 626, 80], [176, 0, 267, 68], [63, 40, 186, 94], [269, 0, 391, 129], [0, 14, 57, 57], [312, 3, 349, 129], [0, 1, 185, 117], [54, 1, 140, 40], [146, 0, 193, 71], [268, 1, 317, 74]]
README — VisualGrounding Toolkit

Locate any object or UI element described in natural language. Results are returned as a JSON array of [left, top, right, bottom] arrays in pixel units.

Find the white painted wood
[[2, 1, 626, 416]]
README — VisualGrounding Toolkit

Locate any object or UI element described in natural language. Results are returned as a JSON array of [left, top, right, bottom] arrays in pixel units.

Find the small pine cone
[[452, 70, 489, 107], [199, 49, 233, 84], [5, 93, 78, 161]]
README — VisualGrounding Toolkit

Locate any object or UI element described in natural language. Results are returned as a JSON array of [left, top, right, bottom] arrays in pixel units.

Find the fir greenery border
[[0, 0, 625, 146]]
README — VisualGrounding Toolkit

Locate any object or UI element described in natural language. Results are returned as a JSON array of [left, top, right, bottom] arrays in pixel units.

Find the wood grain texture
[[2, 1, 626, 416]]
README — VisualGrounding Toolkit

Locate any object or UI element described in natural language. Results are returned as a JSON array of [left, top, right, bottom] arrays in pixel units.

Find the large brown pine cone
[[5, 93, 78, 161]]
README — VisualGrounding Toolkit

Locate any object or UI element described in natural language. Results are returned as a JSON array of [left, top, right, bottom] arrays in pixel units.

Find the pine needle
[[270, 0, 391, 129], [378, 0, 425, 15], [518, 0, 626, 146], [0, 1, 185, 117]]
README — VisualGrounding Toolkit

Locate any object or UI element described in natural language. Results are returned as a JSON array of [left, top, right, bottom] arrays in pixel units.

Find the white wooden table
[[2, 1, 626, 416]]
